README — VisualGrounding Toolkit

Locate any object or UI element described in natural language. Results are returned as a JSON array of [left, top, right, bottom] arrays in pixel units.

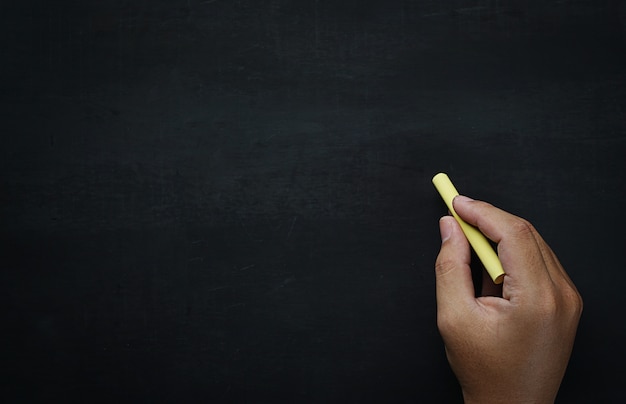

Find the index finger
[[452, 196, 553, 296]]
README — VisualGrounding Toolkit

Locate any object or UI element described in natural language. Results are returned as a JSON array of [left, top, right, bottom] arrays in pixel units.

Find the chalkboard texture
[[2, 1, 626, 402]]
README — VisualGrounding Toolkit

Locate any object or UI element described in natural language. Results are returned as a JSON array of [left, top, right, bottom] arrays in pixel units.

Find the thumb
[[435, 216, 476, 314]]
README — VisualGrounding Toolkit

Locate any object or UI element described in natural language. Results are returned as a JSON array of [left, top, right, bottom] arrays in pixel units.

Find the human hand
[[435, 196, 583, 404]]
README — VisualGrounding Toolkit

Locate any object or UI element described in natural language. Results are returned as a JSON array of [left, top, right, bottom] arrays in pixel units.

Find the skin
[[435, 196, 583, 404]]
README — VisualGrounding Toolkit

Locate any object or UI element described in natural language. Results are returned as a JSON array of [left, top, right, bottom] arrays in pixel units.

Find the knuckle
[[564, 287, 584, 318], [510, 218, 536, 237], [536, 292, 559, 319], [537, 286, 583, 322], [435, 257, 457, 278]]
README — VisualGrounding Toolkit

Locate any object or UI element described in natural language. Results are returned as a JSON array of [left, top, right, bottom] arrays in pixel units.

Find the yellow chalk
[[432, 173, 505, 284]]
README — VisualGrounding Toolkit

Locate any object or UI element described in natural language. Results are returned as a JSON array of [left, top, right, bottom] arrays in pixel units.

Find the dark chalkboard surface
[[2, 1, 625, 402]]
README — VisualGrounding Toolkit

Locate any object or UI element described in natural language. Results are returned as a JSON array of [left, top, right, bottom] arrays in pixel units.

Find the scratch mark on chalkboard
[[239, 264, 256, 271], [286, 216, 297, 239], [268, 277, 295, 294]]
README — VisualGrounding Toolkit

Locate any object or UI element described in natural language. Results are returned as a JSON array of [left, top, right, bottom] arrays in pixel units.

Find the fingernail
[[439, 217, 452, 242], [453, 195, 474, 205]]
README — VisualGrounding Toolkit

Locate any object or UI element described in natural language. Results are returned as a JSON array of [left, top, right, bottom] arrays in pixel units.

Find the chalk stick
[[432, 173, 505, 284]]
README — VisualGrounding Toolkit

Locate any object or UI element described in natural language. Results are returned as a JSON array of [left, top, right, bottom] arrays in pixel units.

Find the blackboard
[[2, 1, 625, 402]]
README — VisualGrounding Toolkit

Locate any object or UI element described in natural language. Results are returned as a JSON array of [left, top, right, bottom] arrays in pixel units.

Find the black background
[[2, 0, 626, 402]]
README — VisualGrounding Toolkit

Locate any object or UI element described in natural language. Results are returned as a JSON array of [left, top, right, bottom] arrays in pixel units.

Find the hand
[[435, 196, 583, 404]]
